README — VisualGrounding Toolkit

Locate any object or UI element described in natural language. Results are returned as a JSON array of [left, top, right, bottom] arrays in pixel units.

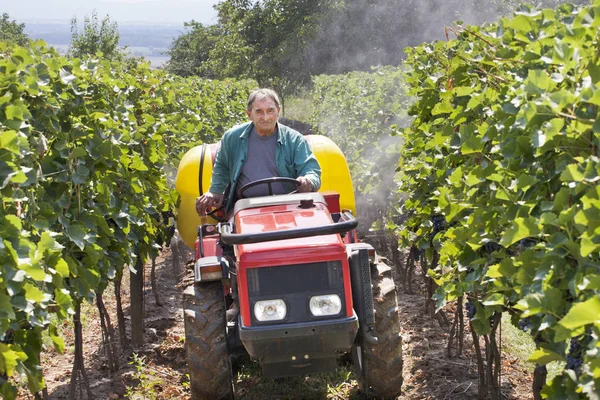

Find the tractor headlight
[[309, 294, 342, 317], [254, 299, 287, 322]]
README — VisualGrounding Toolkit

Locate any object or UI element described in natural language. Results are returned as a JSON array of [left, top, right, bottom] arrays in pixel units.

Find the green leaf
[[449, 166, 463, 185], [506, 14, 534, 33], [4, 215, 22, 232], [558, 296, 600, 329], [582, 87, 600, 106], [499, 217, 541, 247], [486, 259, 515, 278], [0, 131, 21, 155], [524, 70, 554, 94], [70, 147, 88, 159], [542, 118, 564, 141], [38, 231, 64, 255], [0, 343, 26, 375], [528, 348, 565, 364], [0, 294, 15, 320], [4, 105, 24, 121], [532, 129, 546, 148], [516, 293, 544, 316], [20, 263, 46, 282], [581, 187, 600, 210], [560, 163, 584, 182], [23, 283, 45, 304], [49, 324, 65, 353], [66, 224, 87, 250], [54, 258, 70, 277], [462, 136, 483, 154], [72, 165, 90, 185], [465, 173, 480, 186], [482, 293, 505, 306], [130, 155, 149, 171], [453, 86, 474, 97], [517, 174, 537, 191], [54, 289, 73, 318], [59, 68, 76, 84], [575, 207, 600, 230], [580, 228, 600, 257], [431, 100, 453, 115], [548, 90, 576, 111]]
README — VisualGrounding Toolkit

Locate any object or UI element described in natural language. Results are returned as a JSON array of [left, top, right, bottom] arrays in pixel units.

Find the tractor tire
[[183, 282, 234, 400], [352, 259, 403, 399]]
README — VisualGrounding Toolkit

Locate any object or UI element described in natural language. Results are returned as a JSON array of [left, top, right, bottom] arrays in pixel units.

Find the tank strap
[[199, 143, 207, 196]]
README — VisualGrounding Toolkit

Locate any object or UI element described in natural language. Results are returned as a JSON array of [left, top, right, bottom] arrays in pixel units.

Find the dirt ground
[[38, 242, 533, 400]]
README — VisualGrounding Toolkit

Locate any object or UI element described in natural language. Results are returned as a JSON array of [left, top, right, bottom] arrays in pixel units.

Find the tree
[[168, 0, 322, 97], [69, 10, 121, 59], [166, 0, 590, 90], [166, 22, 221, 77], [0, 13, 29, 46]]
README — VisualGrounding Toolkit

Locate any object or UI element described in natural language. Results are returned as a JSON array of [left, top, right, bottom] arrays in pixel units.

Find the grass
[[501, 312, 564, 382], [234, 358, 366, 399], [125, 353, 163, 400]]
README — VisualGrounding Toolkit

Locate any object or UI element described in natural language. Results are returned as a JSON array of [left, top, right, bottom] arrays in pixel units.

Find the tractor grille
[[246, 261, 346, 325]]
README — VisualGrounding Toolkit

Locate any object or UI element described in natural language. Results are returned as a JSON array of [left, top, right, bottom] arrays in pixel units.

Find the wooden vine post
[[130, 254, 145, 347]]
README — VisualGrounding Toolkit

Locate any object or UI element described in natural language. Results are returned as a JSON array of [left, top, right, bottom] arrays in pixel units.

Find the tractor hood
[[232, 194, 347, 268]]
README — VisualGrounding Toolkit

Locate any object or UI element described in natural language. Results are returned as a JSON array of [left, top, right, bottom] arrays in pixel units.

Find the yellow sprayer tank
[[175, 135, 356, 248]]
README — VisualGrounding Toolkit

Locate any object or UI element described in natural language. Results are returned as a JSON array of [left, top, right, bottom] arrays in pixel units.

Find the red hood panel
[[237, 203, 331, 232], [234, 202, 345, 266]]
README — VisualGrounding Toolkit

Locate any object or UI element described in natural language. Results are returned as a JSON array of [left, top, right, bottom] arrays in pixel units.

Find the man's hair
[[247, 88, 280, 110]]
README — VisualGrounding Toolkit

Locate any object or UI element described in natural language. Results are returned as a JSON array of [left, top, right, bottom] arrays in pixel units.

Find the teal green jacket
[[209, 122, 322, 213]]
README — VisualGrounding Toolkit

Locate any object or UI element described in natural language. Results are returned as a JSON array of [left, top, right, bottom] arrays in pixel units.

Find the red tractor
[[176, 135, 403, 399]]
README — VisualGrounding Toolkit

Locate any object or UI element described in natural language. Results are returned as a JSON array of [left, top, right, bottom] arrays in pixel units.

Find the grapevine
[[0, 40, 255, 397], [396, 1, 600, 398]]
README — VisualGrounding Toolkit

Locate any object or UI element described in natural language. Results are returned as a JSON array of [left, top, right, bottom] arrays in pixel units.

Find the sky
[[3, 0, 220, 25]]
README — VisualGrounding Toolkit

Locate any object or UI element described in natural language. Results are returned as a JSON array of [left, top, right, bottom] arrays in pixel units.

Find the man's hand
[[195, 192, 224, 216], [297, 176, 313, 193]]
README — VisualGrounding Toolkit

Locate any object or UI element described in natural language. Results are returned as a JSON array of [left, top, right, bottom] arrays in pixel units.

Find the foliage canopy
[[0, 40, 254, 398], [308, 0, 600, 397], [396, 0, 600, 397], [69, 10, 121, 59], [0, 13, 29, 46], [166, 0, 591, 93]]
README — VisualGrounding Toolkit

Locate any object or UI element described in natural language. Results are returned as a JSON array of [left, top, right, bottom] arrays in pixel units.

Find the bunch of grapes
[[518, 317, 532, 332], [431, 215, 447, 234], [465, 299, 476, 319], [161, 210, 176, 246], [566, 338, 584, 373], [481, 241, 502, 255], [519, 238, 537, 250]]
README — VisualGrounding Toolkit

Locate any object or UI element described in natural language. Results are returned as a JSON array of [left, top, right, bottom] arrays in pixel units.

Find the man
[[196, 88, 321, 216]]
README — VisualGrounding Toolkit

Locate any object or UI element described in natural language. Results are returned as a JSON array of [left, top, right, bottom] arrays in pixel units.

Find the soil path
[[40, 245, 533, 399]]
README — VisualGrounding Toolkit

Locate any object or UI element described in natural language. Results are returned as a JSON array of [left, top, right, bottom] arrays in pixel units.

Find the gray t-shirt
[[237, 128, 287, 198]]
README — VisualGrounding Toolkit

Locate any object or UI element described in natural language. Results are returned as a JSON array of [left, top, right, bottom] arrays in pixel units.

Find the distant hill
[[23, 21, 185, 66]]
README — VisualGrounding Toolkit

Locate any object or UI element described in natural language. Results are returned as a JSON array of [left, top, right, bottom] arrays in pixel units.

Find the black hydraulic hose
[[198, 143, 207, 196]]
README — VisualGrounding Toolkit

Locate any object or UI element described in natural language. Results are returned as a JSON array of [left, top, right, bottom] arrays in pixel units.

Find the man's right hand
[[195, 192, 224, 216]]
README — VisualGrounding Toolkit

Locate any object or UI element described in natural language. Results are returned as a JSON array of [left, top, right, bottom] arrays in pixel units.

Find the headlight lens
[[254, 299, 287, 322], [309, 294, 342, 316]]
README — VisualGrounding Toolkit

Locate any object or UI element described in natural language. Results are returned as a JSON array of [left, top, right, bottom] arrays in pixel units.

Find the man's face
[[246, 97, 280, 136]]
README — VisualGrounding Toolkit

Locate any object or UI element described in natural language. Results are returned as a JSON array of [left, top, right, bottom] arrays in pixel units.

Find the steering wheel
[[238, 177, 301, 198]]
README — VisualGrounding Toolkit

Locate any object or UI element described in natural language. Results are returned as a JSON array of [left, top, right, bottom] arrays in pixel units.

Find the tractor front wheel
[[352, 259, 403, 399], [183, 282, 234, 400]]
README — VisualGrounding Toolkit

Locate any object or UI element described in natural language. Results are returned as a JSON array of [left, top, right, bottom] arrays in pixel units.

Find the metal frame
[[219, 212, 357, 245]]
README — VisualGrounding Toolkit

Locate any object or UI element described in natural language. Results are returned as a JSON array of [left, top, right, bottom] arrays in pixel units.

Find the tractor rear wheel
[[183, 282, 234, 400], [352, 259, 403, 399]]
